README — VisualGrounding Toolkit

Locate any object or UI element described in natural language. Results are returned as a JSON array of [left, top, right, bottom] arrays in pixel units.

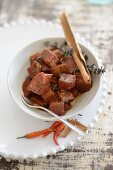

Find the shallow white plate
[[0, 19, 107, 159]]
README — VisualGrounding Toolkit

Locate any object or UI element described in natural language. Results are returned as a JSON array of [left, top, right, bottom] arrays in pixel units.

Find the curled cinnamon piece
[[60, 12, 91, 83], [59, 119, 88, 138]]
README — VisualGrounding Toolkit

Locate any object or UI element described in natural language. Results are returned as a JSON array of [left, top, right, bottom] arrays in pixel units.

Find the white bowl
[[7, 37, 101, 121]]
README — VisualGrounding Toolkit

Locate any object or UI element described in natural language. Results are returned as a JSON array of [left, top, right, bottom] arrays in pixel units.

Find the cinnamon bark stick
[[60, 12, 91, 83], [59, 119, 88, 138]]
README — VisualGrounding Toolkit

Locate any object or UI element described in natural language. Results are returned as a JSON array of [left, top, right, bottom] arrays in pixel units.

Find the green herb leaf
[[87, 64, 105, 74]]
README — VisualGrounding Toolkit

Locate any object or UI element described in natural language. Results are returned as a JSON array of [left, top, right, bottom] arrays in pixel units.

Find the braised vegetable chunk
[[30, 94, 46, 107], [64, 102, 71, 112], [59, 73, 76, 90], [41, 49, 59, 67], [58, 90, 74, 102], [28, 60, 41, 77], [37, 59, 50, 72], [71, 88, 79, 98], [51, 76, 59, 85], [30, 52, 41, 64], [75, 73, 92, 93], [53, 49, 62, 59], [22, 76, 32, 97], [49, 101, 65, 115], [62, 56, 77, 73], [28, 72, 53, 95], [42, 88, 56, 104], [51, 63, 68, 75]]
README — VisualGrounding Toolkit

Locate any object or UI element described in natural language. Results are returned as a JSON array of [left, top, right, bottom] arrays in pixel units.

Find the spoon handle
[[22, 96, 86, 136], [38, 106, 86, 136]]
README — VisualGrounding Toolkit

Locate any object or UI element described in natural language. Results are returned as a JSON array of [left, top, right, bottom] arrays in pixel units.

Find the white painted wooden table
[[0, 0, 113, 169]]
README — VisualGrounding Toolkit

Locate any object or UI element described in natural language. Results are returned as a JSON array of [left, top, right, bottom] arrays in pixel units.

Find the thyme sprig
[[50, 41, 74, 57], [59, 41, 74, 56], [87, 64, 105, 74], [49, 42, 58, 49], [74, 64, 105, 75], [60, 47, 74, 56]]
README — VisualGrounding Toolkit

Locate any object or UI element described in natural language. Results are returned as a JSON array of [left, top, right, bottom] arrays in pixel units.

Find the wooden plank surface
[[0, 0, 113, 169]]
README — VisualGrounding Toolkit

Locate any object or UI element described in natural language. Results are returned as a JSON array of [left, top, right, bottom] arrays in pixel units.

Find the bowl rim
[[7, 36, 101, 121]]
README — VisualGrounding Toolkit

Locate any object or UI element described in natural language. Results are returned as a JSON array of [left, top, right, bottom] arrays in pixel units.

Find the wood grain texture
[[0, 0, 113, 169]]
